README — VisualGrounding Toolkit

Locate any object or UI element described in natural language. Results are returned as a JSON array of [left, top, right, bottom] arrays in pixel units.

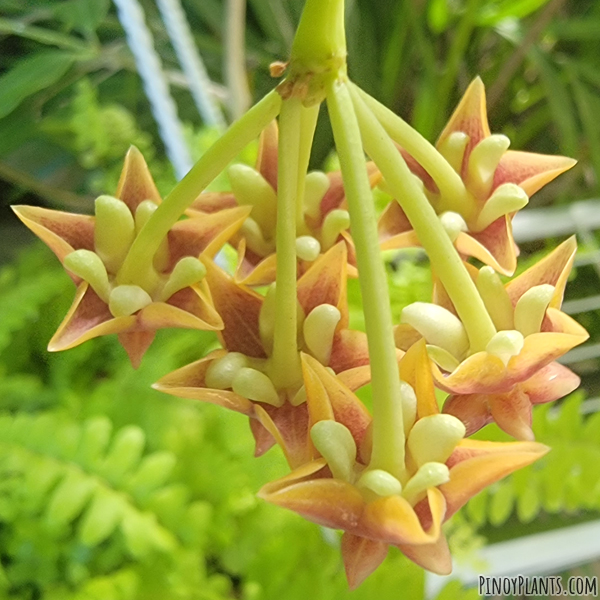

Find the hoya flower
[[259, 342, 548, 587], [397, 237, 588, 440], [190, 120, 378, 285], [378, 77, 576, 275], [13, 147, 250, 367], [154, 243, 381, 467]]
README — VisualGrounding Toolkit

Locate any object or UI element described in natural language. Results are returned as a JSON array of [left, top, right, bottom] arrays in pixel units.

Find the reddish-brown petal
[[337, 365, 372, 392], [48, 283, 134, 351], [188, 191, 237, 213], [167, 206, 250, 267], [256, 402, 312, 468], [455, 217, 517, 276], [256, 119, 279, 190], [437, 77, 490, 176], [140, 285, 222, 331], [118, 331, 155, 368], [202, 258, 266, 358], [329, 329, 372, 373], [441, 439, 549, 518], [152, 350, 256, 414], [493, 150, 576, 197], [258, 459, 328, 496], [12, 205, 95, 271], [506, 237, 577, 307], [442, 394, 493, 437], [297, 242, 348, 324], [362, 488, 445, 546], [115, 146, 161, 212], [236, 254, 278, 286], [341, 533, 389, 590], [394, 323, 423, 353], [378, 201, 413, 242], [397, 532, 452, 575], [302, 354, 372, 456], [489, 387, 534, 441], [249, 419, 277, 457], [520, 361, 580, 405]]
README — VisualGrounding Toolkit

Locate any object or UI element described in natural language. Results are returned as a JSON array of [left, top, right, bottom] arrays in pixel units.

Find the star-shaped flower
[[379, 77, 576, 275], [259, 341, 548, 587], [154, 242, 382, 467], [13, 146, 250, 367], [190, 120, 379, 285], [396, 237, 588, 439]]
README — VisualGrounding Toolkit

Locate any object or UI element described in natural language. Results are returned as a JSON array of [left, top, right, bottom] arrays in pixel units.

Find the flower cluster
[[13, 0, 588, 589]]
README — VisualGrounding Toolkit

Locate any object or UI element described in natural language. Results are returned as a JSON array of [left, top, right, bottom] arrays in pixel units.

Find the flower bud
[[476, 266, 514, 331], [401, 302, 469, 360], [321, 209, 350, 250], [407, 414, 465, 467], [357, 469, 402, 499], [438, 131, 469, 174], [514, 284, 555, 337], [402, 462, 450, 505], [109, 285, 152, 317], [229, 164, 277, 234], [94, 195, 135, 273], [295, 236, 321, 262], [205, 352, 249, 390], [439, 211, 468, 242], [467, 134, 510, 198], [303, 171, 330, 221], [159, 257, 207, 302], [303, 304, 341, 365], [485, 330, 524, 366], [232, 367, 281, 406], [476, 183, 528, 231], [64, 250, 111, 303], [311, 420, 357, 482]]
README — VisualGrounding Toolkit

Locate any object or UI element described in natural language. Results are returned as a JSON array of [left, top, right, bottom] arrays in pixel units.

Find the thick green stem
[[291, 0, 346, 68], [269, 98, 303, 390], [327, 79, 405, 478], [117, 90, 282, 286], [350, 88, 496, 352], [353, 84, 471, 215]]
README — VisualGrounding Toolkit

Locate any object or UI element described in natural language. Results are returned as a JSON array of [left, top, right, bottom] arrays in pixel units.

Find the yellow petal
[[362, 487, 445, 546], [396, 531, 452, 575], [399, 340, 439, 418], [441, 439, 549, 517], [433, 352, 507, 395]]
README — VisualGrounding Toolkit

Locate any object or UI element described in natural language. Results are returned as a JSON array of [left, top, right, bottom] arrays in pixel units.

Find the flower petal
[[118, 331, 155, 368], [433, 352, 507, 394], [520, 361, 580, 405], [493, 150, 576, 197], [362, 487, 445, 546], [152, 350, 256, 414], [442, 394, 493, 437], [441, 439, 549, 518], [400, 340, 439, 418], [455, 217, 517, 276], [12, 205, 95, 270], [48, 283, 134, 351], [297, 242, 348, 324], [341, 533, 389, 590], [236, 253, 278, 286], [249, 419, 277, 457], [329, 329, 371, 373], [396, 532, 452, 575], [256, 119, 279, 190], [115, 145, 161, 212], [189, 191, 237, 213], [167, 206, 250, 266], [489, 387, 534, 441], [437, 77, 490, 174], [506, 236, 577, 307], [258, 476, 365, 530], [202, 258, 266, 357], [254, 402, 312, 468]]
